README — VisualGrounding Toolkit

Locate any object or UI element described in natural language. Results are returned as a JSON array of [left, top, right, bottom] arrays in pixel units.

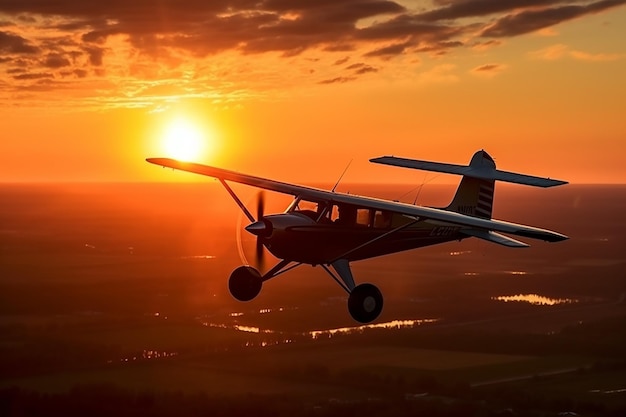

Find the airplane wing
[[147, 158, 568, 243], [147, 157, 336, 196], [460, 229, 530, 248]]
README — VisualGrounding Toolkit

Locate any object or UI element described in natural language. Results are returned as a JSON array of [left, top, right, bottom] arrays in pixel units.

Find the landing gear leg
[[322, 259, 384, 323]]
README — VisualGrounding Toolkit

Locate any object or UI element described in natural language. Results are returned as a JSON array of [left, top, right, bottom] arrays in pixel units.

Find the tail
[[370, 149, 568, 220], [446, 151, 495, 219]]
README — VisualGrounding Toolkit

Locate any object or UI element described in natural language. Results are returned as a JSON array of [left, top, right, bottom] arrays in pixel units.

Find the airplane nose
[[245, 220, 269, 236]]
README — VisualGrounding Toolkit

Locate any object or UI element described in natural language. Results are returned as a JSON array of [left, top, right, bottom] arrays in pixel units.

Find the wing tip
[[146, 157, 179, 167], [549, 179, 569, 187]]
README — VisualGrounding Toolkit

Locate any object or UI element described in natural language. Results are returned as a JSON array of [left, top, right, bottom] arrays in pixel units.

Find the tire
[[348, 283, 383, 323], [228, 266, 262, 302]]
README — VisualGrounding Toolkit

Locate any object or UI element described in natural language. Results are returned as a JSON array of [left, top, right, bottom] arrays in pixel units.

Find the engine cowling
[[245, 213, 318, 262]]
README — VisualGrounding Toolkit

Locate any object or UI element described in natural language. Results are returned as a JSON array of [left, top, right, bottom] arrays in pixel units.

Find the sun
[[161, 118, 208, 161]]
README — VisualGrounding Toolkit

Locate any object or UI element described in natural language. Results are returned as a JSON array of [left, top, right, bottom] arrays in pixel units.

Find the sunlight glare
[[161, 118, 208, 161]]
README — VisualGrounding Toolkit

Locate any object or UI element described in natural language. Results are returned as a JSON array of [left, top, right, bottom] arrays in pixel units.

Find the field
[[1, 183, 625, 415]]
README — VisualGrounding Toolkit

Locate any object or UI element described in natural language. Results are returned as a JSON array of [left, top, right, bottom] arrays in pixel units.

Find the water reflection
[[493, 294, 577, 305], [234, 325, 263, 333], [590, 388, 626, 394], [308, 319, 439, 339], [259, 307, 286, 314], [226, 307, 291, 318], [200, 321, 275, 334], [110, 349, 178, 364], [197, 315, 439, 346], [245, 339, 295, 348]]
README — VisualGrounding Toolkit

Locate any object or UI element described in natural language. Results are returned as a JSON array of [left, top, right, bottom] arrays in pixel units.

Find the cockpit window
[[288, 197, 328, 221], [330, 204, 392, 228], [288, 199, 392, 228]]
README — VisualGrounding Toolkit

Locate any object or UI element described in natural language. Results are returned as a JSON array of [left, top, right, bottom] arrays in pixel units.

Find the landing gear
[[228, 260, 298, 302], [228, 266, 262, 301], [321, 260, 384, 323], [348, 283, 383, 323]]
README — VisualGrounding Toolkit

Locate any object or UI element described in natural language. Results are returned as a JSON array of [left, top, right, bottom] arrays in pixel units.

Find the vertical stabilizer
[[445, 151, 495, 219]]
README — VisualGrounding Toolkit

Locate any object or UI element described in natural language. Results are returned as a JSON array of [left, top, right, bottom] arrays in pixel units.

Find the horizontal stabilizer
[[370, 152, 568, 188], [461, 229, 529, 248]]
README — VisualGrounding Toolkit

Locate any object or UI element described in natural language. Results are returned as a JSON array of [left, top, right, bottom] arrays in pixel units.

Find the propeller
[[241, 191, 270, 271], [254, 191, 265, 270]]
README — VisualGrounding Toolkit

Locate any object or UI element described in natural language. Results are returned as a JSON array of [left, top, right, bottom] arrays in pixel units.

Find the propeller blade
[[256, 191, 265, 221], [237, 192, 269, 271], [255, 238, 265, 271], [255, 191, 266, 271]]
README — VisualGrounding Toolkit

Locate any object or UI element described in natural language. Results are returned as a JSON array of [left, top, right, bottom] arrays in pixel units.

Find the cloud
[[471, 39, 503, 51], [43, 53, 71, 68], [536, 27, 560, 36], [529, 43, 570, 60], [481, 0, 626, 37], [1, 1, 623, 57], [470, 63, 507, 77], [355, 65, 378, 75], [346, 62, 379, 74], [529, 43, 623, 61], [569, 50, 622, 61], [0, 31, 39, 54], [82, 46, 105, 66], [318, 76, 356, 84], [0, 0, 624, 107], [418, 64, 459, 84], [364, 41, 412, 57], [13, 72, 54, 80], [416, 0, 568, 22]]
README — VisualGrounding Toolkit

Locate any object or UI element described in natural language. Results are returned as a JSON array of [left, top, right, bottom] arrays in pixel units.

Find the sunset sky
[[1, 0, 625, 184]]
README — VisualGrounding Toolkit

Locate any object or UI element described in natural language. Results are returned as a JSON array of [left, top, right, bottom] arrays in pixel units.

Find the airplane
[[147, 150, 568, 323]]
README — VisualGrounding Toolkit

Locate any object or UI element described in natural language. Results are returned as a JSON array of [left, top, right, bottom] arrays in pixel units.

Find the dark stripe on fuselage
[[267, 225, 464, 263], [477, 202, 492, 213]]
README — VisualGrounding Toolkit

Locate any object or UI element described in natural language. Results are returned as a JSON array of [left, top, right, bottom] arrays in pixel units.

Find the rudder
[[446, 150, 495, 219], [446, 176, 494, 219]]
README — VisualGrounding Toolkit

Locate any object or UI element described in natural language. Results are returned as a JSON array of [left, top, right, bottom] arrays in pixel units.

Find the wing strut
[[219, 179, 255, 223], [261, 259, 301, 282], [329, 217, 421, 263], [321, 262, 353, 294]]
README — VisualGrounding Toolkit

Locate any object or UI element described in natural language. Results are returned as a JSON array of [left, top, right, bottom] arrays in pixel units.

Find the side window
[[329, 204, 340, 222], [356, 209, 370, 226], [333, 204, 357, 225], [373, 210, 392, 229], [331, 205, 389, 227]]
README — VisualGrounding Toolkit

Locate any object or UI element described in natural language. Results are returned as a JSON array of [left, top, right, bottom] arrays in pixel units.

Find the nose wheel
[[228, 266, 262, 301], [348, 283, 383, 323]]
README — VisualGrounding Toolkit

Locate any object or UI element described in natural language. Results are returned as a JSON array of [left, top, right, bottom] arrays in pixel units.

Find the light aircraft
[[147, 150, 568, 323]]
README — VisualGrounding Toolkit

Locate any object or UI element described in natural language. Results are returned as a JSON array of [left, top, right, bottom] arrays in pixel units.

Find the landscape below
[[1, 183, 624, 416]]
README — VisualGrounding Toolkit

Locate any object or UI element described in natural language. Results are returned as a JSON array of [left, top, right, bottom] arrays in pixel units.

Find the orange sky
[[1, 1, 625, 184]]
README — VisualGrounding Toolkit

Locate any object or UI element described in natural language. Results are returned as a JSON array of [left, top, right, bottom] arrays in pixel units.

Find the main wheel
[[348, 283, 383, 323], [228, 266, 262, 301]]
